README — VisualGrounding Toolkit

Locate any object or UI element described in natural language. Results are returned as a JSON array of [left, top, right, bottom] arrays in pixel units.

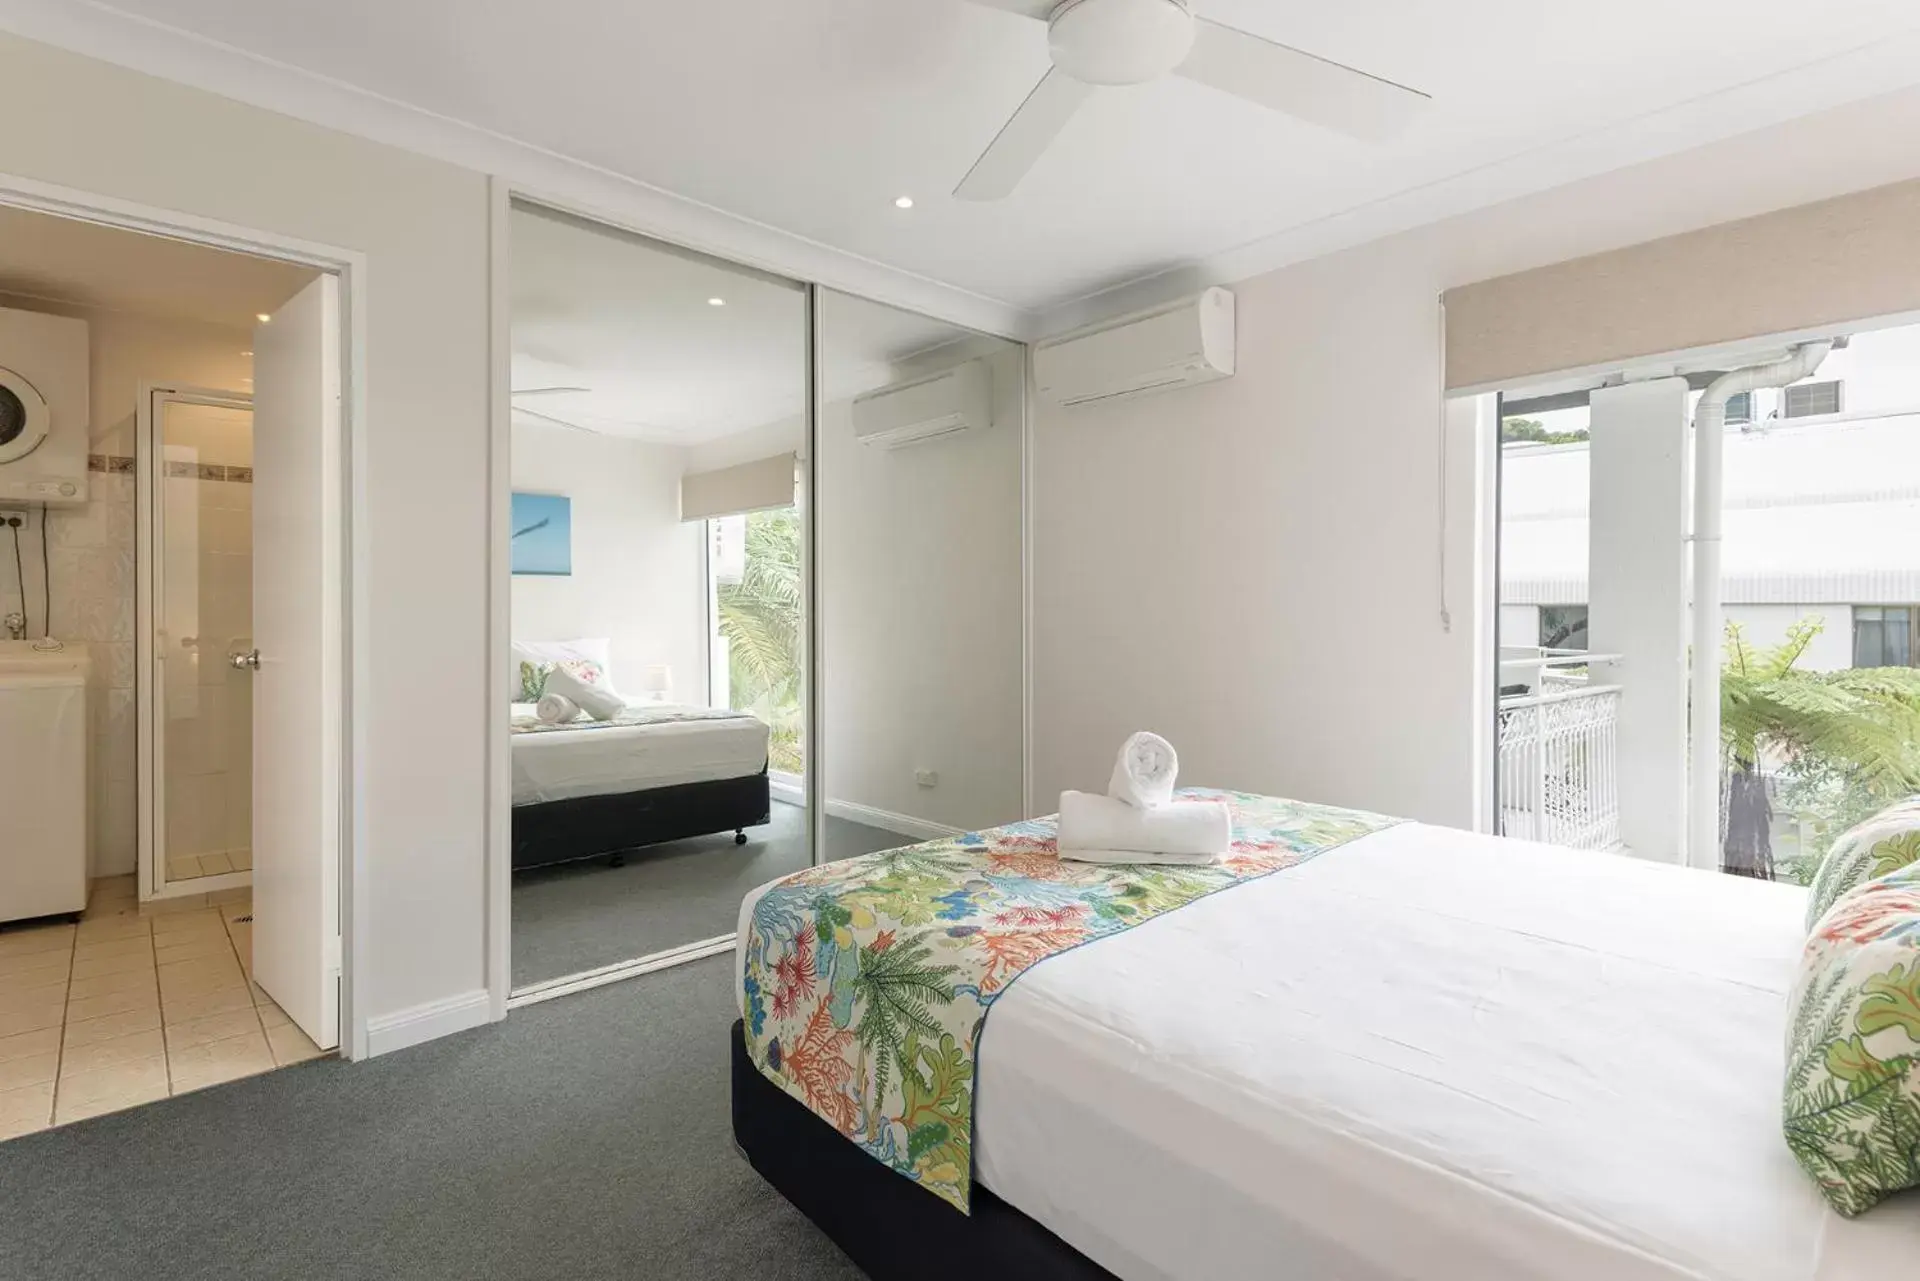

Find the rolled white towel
[[1108, 731, 1178, 809], [544, 663, 625, 722], [535, 692, 580, 725], [1056, 790, 1231, 864]]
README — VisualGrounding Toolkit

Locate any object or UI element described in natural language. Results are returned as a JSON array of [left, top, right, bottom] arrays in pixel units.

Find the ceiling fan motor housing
[[1049, 0, 1195, 86]]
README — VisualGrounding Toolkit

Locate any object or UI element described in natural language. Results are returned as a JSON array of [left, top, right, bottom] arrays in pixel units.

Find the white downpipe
[[1687, 340, 1832, 870]]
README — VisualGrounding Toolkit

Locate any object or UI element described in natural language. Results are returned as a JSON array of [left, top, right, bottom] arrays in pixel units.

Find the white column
[[1587, 377, 1690, 862]]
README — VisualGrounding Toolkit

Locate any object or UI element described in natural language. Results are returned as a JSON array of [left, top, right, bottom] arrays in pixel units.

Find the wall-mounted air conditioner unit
[[852, 359, 991, 449], [1035, 287, 1235, 408]]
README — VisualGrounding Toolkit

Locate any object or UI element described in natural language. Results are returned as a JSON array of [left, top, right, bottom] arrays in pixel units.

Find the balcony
[[1498, 650, 1623, 851]]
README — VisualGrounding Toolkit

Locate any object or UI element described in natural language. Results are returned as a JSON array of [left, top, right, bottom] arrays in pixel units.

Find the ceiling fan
[[956, 0, 1429, 200]]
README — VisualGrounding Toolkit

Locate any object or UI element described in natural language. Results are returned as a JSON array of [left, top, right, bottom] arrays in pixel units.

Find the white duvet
[[740, 821, 1920, 1280], [511, 701, 768, 806]]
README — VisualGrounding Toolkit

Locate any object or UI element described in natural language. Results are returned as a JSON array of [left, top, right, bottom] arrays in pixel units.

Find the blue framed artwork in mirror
[[511, 491, 572, 576]]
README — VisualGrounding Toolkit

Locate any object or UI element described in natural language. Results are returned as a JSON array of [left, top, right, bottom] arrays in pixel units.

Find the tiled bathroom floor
[[0, 875, 325, 1141], [166, 850, 254, 881]]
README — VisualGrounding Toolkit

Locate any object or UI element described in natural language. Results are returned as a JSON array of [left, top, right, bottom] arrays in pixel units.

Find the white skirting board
[[364, 988, 492, 1058], [825, 799, 960, 843]]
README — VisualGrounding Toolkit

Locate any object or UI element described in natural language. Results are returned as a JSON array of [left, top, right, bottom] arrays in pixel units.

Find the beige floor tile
[[164, 1008, 263, 1054], [74, 916, 151, 945], [78, 897, 143, 925], [62, 1007, 161, 1049], [64, 986, 159, 1025], [264, 1021, 324, 1067], [0, 1049, 60, 1092], [159, 985, 255, 1026], [0, 1026, 61, 1064], [254, 999, 291, 1029], [53, 1057, 169, 1124], [158, 959, 245, 1000], [168, 1029, 274, 1094], [153, 933, 236, 967], [0, 955, 73, 991], [72, 935, 155, 964], [0, 1080, 54, 1139], [230, 849, 253, 870], [250, 982, 276, 1008], [167, 855, 204, 880], [69, 950, 156, 983], [0, 925, 75, 959], [150, 913, 225, 941], [198, 853, 234, 876], [0, 978, 71, 1016], [211, 889, 252, 910], [88, 875, 136, 904], [141, 897, 212, 921], [0, 942, 72, 975], [58, 1027, 166, 1076], [64, 967, 157, 1003], [0, 1002, 68, 1040]]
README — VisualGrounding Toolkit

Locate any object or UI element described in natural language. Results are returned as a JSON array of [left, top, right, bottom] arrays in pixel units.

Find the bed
[[510, 699, 771, 870], [729, 797, 1920, 1281]]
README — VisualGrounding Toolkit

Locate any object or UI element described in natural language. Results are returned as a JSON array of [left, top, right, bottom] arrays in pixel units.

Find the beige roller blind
[[679, 452, 797, 522], [1443, 177, 1920, 391]]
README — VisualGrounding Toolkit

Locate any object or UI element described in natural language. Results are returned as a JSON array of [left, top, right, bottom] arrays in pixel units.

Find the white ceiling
[[0, 200, 314, 327], [511, 203, 983, 442], [22, 0, 1920, 320]]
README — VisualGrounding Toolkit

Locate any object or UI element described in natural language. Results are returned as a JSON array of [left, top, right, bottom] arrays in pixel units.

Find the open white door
[[247, 275, 342, 1050]]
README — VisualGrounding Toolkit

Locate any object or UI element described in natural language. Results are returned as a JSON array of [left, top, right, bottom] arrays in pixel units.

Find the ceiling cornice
[[1036, 24, 1920, 335], [0, 0, 1040, 341]]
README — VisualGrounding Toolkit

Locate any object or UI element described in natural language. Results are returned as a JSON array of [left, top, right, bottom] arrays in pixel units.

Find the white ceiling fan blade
[[955, 67, 1095, 202], [1180, 19, 1428, 142], [511, 405, 599, 433], [959, 0, 1056, 18]]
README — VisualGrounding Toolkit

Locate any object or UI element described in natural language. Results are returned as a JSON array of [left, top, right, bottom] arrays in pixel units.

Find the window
[[1539, 605, 1589, 651], [1783, 379, 1845, 419], [1724, 390, 1754, 426], [1853, 606, 1917, 668]]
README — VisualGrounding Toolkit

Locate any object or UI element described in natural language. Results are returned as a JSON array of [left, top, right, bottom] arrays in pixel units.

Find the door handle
[[229, 649, 261, 671]]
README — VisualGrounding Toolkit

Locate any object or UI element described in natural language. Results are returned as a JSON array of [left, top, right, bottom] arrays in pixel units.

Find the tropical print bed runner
[[740, 789, 1400, 1213], [509, 704, 755, 735]]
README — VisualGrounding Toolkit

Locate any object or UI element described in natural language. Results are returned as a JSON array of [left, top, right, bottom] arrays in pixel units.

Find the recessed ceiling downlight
[[708, 297, 726, 307], [256, 313, 271, 324], [894, 195, 915, 209]]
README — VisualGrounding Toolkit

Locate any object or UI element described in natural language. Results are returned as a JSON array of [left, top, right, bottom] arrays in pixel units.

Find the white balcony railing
[[1497, 653, 1623, 851]]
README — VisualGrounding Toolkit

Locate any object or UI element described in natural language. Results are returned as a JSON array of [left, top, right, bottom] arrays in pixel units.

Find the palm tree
[[717, 507, 804, 772], [1718, 619, 1920, 879]]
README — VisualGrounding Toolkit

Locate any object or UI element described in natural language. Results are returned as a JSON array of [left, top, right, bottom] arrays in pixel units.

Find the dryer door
[[0, 366, 50, 464]]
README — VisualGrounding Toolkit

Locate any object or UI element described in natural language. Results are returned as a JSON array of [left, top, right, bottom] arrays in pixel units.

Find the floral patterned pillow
[[1806, 800, 1920, 930], [1783, 864, 1920, 1217], [518, 657, 605, 703]]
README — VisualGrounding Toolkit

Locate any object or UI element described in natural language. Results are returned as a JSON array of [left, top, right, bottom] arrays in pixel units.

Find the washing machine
[[0, 639, 90, 923], [0, 306, 90, 508]]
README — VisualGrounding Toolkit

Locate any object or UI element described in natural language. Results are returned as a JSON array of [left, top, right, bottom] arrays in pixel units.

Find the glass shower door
[[141, 391, 255, 897]]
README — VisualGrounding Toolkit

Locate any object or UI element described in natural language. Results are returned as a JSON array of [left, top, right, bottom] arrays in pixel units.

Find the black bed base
[[512, 771, 771, 871], [730, 1018, 1116, 1281]]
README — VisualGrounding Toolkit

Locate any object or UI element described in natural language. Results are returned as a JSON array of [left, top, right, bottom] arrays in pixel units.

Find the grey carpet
[[0, 956, 864, 1281], [511, 802, 904, 988]]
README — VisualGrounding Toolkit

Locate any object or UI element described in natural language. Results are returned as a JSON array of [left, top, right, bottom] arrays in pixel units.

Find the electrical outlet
[[914, 769, 938, 789]]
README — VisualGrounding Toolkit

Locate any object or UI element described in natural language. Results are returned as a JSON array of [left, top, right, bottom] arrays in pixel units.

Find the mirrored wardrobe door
[[812, 289, 1026, 862], [504, 200, 811, 994]]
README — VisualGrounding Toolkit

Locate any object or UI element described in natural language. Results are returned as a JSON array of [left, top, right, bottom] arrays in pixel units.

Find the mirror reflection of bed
[[505, 199, 1026, 997]]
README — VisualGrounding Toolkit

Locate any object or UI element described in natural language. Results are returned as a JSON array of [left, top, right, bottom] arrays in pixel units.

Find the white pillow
[[509, 638, 612, 700]]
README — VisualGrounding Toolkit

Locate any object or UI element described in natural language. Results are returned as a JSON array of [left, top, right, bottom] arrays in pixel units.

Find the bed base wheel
[[735, 829, 748, 845], [608, 853, 625, 868]]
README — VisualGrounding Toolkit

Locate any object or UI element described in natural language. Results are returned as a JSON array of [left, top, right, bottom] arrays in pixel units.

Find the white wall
[[0, 32, 492, 1037], [1034, 85, 1920, 828], [819, 342, 1024, 831], [508, 421, 705, 702]]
